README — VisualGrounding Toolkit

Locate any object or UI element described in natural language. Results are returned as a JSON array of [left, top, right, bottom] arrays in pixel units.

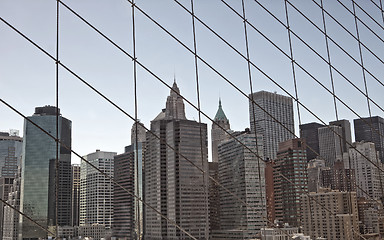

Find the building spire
[[214, 98, 228, 122], [165, 79, 186, 120]]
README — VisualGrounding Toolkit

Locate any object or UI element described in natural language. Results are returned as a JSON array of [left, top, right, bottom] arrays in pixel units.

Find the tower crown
[[214, 99, 228, 122]]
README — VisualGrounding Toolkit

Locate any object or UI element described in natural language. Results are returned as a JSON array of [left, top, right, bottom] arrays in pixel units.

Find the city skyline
[[1, 0, 384, 162]]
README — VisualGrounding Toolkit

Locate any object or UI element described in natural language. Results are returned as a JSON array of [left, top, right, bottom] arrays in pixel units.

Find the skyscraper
[[144, 81, 209, 239], [299, 122, 324, 161], [249, 91, 295, 161], [19, 106, 72, 239], [0, 131, 22, 239], [211, 99, 231, 163], [80, 150, 116, 228], [215, 129, 266, 239], [329, 119, 352, 153], [274, 138, 308, 227], [354, 116, 384, 164], [318, 125, 343, 168], [113, 122, 145, 239]]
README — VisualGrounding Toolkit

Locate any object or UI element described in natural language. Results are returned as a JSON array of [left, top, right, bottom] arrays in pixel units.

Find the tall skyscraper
[[249, 91, 295, 161], [211, 99, 230, 163], [113, 122, 145, 239], [19, 106, 72, 239], [71, 164, 80, 227], [274, 138, 308, 227], [299, 122, 324, 161], [329, 119, 352, 153], [215, 129, 266, 239], [0, 131, 22, 239], [80, 150, 116, 228], [318, 125, 343, 168], [301, 189, 359, 239], [144, 81, 209, 239], [354, 116, 384, 163]]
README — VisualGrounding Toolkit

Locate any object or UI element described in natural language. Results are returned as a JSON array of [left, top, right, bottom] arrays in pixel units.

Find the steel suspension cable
[[55, 1, 60, 238], [0, 11, 374, 238], [189, 0, 209, 237], [241, 0, 267, 231], [352, 0, 384, 32], [131, 0, 142, 239]]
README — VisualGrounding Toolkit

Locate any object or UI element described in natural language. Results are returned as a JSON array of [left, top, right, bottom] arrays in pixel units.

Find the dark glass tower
[[354, 116, 384, 164], [19, 106, 72, 239], [299, 122, 324, 161]]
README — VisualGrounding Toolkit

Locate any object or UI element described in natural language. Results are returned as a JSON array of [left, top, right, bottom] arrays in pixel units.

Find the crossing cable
[[0, 197, 55, 237], [243, 0, 384, 139], [11, 0, 383, 182], [174, 0, 384, 142], [0, 15, 296, 238], [308, 0, 384, 86], [337, 0, 384, 44], [284, 0, 301, 126], [0, 98, 198, 240], [352, 0, 384, 32], [253, 0, 384, 114], [320, 0, 339, 120], [352, 0, 384, 204], [131, 0, 142, 239], [3, 0, 382, 230], [55, 0, 60, 238], [368, 0, 384, 23], [0, 12, 373, 238], [241, 0, 268, 230], [189, 0, 210, 236]]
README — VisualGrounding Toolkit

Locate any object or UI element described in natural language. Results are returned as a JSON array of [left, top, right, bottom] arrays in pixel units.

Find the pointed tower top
[[214, 98, 228, 122]]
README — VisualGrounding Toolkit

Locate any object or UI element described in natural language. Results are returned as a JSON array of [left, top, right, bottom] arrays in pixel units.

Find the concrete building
[[265, 159, 275, 225], [274, 138, 308, 227], [354, 116, 384, 164], [0, 131, 22, 239], [71, 164, 80, 227], [299, 122, 324, 161], [19, 106, 72, 239], [80, 150, 116, 229], [211, 99, 231, 163], [301, 189, 359, 240], [113, 122, 145, 239], [214, 130, 266, 239], [318, 125, 343, 168], [249, 91, 295, 161], [143, 81, 209, 239], [307, 158, 327, 193], [346, 141, 384, 200]]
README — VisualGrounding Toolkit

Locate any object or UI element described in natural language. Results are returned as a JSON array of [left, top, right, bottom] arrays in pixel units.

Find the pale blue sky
[[1, 0, 383, 162]]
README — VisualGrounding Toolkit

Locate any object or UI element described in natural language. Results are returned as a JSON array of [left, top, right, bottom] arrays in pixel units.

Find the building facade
[[80, 150, 116, 229], [71, 164, 80, 227], [318, 125, 343, 168], [19, 106, 72, 239], [0, 131, 22, 239], [144, 82, 209, 240], [274, 138, 308, 227], [215, 130, 266, 239], [301, 189, 359, 239], [249, 91, 295, 161]]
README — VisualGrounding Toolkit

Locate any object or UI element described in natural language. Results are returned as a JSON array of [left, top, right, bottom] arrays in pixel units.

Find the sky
[[1, 0, 383, 163]]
